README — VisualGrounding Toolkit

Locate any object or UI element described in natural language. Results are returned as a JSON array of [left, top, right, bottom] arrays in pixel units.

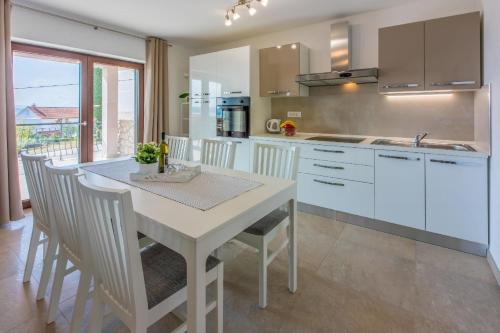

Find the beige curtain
[[144, 37, 169, 143], [0, 0, 23, 224]]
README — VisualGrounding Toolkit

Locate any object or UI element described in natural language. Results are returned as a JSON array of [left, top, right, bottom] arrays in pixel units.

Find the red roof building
[[25, 104, 79, 120]]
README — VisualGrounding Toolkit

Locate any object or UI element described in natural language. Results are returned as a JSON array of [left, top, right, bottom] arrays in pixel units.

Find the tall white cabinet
[[217, 46, 250, 97], [189, 46, 251, 161]]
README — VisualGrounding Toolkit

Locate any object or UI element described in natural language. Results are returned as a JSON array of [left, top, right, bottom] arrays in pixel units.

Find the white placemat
[[81, 159, 262, 211]]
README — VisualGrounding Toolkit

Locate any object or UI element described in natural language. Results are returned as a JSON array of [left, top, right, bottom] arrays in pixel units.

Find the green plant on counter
[[134, 143, 160, 164], [179, 92, 189, 102]]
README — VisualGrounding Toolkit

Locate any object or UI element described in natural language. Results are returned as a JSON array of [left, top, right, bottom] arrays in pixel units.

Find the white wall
[[168, 45, 195, 135], [11, 5, 146, 62], [483, 0, 500, 275], [200, 0, 482, 134]]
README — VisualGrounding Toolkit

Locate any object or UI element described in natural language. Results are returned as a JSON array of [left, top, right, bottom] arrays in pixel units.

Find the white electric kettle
[[266, 119, 281, 133]]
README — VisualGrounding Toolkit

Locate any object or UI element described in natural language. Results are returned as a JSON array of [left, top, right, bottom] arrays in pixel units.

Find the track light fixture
[[224, 0, 269, 26]]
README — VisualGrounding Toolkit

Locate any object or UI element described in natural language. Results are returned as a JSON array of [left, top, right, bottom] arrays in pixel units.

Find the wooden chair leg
[[258, 238, 268, 309], [47, 254, 68, 323], [36, 236, 58, 300], [88, 292, 105, 333], [23, 227, 41, 283], [69, 270, 92, 333], [216, 263, 224, 333]]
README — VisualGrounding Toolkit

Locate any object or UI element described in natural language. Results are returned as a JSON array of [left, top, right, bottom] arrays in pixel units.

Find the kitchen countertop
[[249, 132, 490, 158]]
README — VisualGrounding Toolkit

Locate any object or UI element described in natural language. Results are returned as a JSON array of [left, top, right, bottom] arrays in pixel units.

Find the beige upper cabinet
[[378, 12, 481, 93], [378, 22, 425, 93], [259, 43, 309, 97], [425, 12, 481, 91]]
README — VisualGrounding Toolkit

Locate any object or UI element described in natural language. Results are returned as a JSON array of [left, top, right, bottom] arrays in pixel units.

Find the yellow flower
[[280, 120, 297, 128]]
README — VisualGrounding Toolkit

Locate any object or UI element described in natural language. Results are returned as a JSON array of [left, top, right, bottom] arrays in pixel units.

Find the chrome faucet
[[413, 132, 429, 147]]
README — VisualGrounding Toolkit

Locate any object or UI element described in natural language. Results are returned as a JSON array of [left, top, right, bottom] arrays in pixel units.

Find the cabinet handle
[[382, 83, 419, 89], [313, 163, 345, 170], [203, 100, 209, 104], [203, 93, 210, 96], [313, 179, 345, 187], [230, 91, 242, 94], [193, 100, 201, 104], [430, 81, 476, 87], [378, 154, 420, 161], [267, 90, 278, 95], [430, 159, 457, 165], [314, 148, 345, 154]]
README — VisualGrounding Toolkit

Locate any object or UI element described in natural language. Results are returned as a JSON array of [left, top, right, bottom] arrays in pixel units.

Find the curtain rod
[[11, 2, 173, 47]]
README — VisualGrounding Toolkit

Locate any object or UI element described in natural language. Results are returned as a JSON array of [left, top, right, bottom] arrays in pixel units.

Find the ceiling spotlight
[[247, 4, 257, 16], [224, 0, 267, 25], [231, 8, 240, 20], [225, 13, 232, 26], [291, 43, 297, 49]]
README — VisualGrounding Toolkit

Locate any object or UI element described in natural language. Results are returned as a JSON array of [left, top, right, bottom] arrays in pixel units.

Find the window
[[13, 43, 144, 202]]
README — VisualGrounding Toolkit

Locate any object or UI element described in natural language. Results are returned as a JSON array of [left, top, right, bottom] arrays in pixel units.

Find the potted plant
[[134, 143, 160, 174], [280, 120, 297, 136]]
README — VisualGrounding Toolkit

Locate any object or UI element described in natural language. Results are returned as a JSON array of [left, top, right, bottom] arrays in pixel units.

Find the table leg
[[288, 198, 298, 293], [186, 243, 208, 333]]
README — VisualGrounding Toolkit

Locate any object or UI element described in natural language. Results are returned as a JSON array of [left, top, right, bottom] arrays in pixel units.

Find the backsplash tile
[[271, 84, 475, 141]]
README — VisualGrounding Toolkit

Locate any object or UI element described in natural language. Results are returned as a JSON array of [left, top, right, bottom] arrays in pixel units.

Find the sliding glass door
[[12, 43, 144, 203], [89, 57, 143, 162]]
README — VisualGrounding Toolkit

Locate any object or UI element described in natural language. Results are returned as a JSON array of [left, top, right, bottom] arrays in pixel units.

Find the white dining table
[[81, 159, 298, 333]]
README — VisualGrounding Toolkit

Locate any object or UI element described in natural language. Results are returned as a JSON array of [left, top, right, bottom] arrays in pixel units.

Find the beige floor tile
[[0, 274, 68, 332], [416, 241, 498, 285], [415, 262, 500, 333], [317, 238, 417, 311], [339, 224, 416, 261]]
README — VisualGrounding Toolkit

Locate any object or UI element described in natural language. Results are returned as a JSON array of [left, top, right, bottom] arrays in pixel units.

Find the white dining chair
[[76, 176, 224, 333], [20, 152, 59, 301], [43, 161, 91, 332], [234, 143, 299, 308], [200, 139, 236, 169], [166, 135, 190, 161]]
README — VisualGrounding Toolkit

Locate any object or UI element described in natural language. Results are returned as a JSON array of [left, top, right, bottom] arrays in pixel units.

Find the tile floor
[[0, 210, 499, 332]]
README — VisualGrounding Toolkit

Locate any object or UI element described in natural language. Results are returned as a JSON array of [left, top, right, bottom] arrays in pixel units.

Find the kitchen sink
[[371, 139, 476, 152], [305, 136, 366, 143]]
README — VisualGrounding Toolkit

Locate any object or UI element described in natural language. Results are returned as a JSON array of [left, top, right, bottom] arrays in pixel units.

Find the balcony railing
[[16, 122, 102, 160]]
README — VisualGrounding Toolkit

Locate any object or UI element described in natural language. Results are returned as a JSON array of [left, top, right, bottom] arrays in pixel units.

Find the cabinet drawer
[[297, 173, 374, 218], [295, 143, 374, 166], [299, 158, 374, 183]]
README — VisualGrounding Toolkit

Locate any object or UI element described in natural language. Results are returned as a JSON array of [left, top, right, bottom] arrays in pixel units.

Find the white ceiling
[[17, 0, 418, 46]]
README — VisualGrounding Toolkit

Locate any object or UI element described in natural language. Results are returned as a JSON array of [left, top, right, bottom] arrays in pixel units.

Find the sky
[[13, 54, 137, 118], [13, 54, 80, 108]]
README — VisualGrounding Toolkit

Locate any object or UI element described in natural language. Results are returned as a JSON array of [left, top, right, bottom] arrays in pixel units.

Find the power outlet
[[287, 111, 302, 118]]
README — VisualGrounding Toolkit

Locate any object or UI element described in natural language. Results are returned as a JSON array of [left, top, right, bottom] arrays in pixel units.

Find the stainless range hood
[[296, 22, 378, 87]]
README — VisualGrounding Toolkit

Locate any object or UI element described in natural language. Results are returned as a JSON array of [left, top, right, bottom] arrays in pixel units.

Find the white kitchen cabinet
[[217, 46, 250, 97], [425, 154, 488, 244], [375, 150, 425, 230], [298, 173, 374, 218], [189, 52, 218, 99]]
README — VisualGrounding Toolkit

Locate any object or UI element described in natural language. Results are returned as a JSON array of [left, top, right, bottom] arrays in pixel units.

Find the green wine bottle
[[158, 132, 168, 173]]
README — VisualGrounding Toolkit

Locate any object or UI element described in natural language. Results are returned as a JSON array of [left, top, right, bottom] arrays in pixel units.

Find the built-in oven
[[216, 97, 250, 138]]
